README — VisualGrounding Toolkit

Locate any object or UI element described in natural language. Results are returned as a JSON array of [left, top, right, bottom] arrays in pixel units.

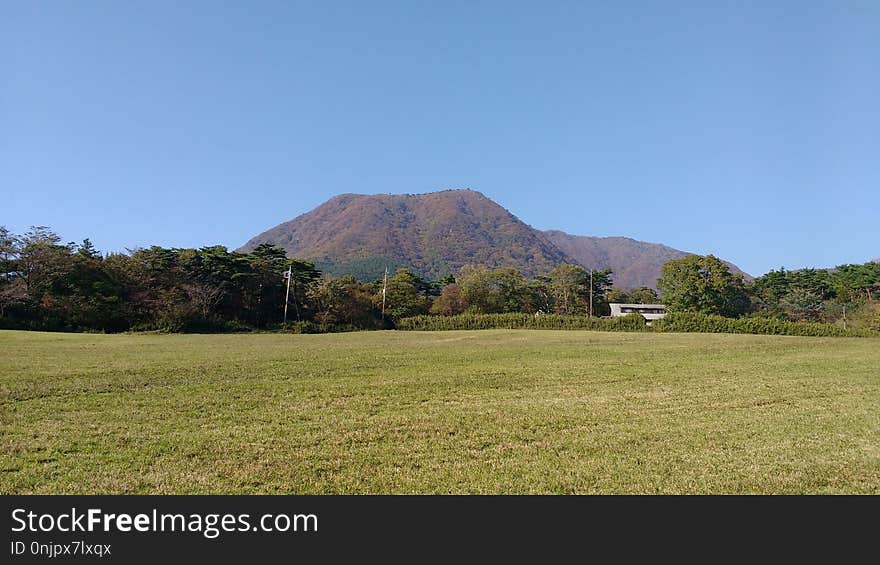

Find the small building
[[609, 303, 668, 321]]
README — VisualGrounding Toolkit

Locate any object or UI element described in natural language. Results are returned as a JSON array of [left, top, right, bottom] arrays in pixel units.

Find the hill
[[240, 189, 750, 286], [543, 231, 751, 289], [239, 189, 569, 280]]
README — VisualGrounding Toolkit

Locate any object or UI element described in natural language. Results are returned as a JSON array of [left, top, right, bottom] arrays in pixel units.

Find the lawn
[[1, 329, 878, 494]]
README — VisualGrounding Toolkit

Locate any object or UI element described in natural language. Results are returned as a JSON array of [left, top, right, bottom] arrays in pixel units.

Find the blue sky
[[2, 1, 878, 276]]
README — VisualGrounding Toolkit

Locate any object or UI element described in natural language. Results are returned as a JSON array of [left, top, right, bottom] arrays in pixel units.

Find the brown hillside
[[240, 189, 750, 286], [239, 189, 570, 280], [544, 230, 751, 290]]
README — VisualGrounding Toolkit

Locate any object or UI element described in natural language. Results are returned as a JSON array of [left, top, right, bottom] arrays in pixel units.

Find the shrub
[[396, 311, 877, 337], [281, 321, 378, 334], [396, 313, 650, 332], [285, 321, 321, 334], [843, 301, 880, 332], [652, 312, 875, 337]]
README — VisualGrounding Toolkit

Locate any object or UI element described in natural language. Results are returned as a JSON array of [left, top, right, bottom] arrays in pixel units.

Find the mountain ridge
[[239, 189, 749, 288], [239, 189, 571, 279], [543, 230, 752, 289]]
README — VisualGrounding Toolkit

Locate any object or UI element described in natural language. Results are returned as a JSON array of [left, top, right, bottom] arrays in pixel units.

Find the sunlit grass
[[1, 329, 877, 494]]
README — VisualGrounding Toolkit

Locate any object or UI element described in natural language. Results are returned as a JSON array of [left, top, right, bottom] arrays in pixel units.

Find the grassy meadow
[[1, 329, 878, 494]]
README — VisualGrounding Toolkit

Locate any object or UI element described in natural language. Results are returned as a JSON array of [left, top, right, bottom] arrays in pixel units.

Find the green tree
[[0, 226, 19, 282], [629, 286, 659, 304], [18, 226, 68, 295], [606, 288, 631, 304], [784, 287, 824, 322], [456, 265, 531, 314], [549, 264, 588, 315], [457, 265, 496, 313], [607, 286, 657, 306], [282, 258, 321, 322], [0, 278, 27, 318], [752, 268, 789, 304], [243, 243, 289, 327], [832, 262, 880, 302], [528, 275, 553, 314], [588, 269, 614, 317], [549, 265, 613, 316], [377, 268, 431, 320], [0, 226, 24, 318], [77, 238, 100, 258], [491, 267, 531, 313], [309, 275, 376, 327], [658, 255, 750, 317]]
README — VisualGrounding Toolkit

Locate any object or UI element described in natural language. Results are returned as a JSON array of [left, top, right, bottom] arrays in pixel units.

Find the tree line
[[0, 226, 614, 333], [1, 226, 877, 333], [657, 254, 880, 330]]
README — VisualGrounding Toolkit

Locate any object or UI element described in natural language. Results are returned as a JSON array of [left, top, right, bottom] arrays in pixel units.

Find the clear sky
[[3, 1, 878, 276]]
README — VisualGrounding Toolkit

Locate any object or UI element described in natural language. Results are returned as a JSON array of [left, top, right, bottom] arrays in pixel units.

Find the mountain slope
[[543, 230, 751, 289], [239, 190, 571, 280], [239, 189, 750, 287]]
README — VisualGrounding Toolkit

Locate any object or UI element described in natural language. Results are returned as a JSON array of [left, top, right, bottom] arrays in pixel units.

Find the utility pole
[[283, 265, 292, 326], [842, 304, 846, 330], [381, 266, 388, 321], [589, 269, 594, 318]]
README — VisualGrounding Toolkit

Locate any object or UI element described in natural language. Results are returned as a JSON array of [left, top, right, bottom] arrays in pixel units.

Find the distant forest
[[1, 225, 878, 333]]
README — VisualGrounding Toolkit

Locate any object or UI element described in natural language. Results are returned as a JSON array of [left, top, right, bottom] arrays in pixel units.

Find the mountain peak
[[239, 190, 567, 280], [239, 189, 748, 287]]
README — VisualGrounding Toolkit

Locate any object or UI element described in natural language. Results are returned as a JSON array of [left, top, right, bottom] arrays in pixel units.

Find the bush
[[396, 313, 649, 332], [218, 319, 255, 333], [130, 313, 251, 333], [281, 321, 380, 334], [652, 312, 876, 337], [397, 311, 877, 338], [843, 301, 880, 332], [285, 321, 321, 334]]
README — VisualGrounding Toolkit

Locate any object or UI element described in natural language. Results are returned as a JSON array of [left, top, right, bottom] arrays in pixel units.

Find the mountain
[[239, 189, 570, 280], [543, 230, 751, 290], [239, 189, 750, 288]]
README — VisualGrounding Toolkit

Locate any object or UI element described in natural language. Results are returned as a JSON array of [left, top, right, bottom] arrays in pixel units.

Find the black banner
[[2, 496, 876, 562]]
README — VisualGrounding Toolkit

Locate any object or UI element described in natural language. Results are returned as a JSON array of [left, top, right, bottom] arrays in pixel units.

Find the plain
[[1, 329, 878, 494]]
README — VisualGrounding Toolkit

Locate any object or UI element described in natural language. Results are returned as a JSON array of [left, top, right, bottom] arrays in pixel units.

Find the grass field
[[1, 329, 878, 494]]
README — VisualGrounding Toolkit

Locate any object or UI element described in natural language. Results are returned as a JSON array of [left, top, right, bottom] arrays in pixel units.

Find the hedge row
[[396, 312, 877, 338], [652, 312, 876, 337], [396, 313, 651, 332]]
